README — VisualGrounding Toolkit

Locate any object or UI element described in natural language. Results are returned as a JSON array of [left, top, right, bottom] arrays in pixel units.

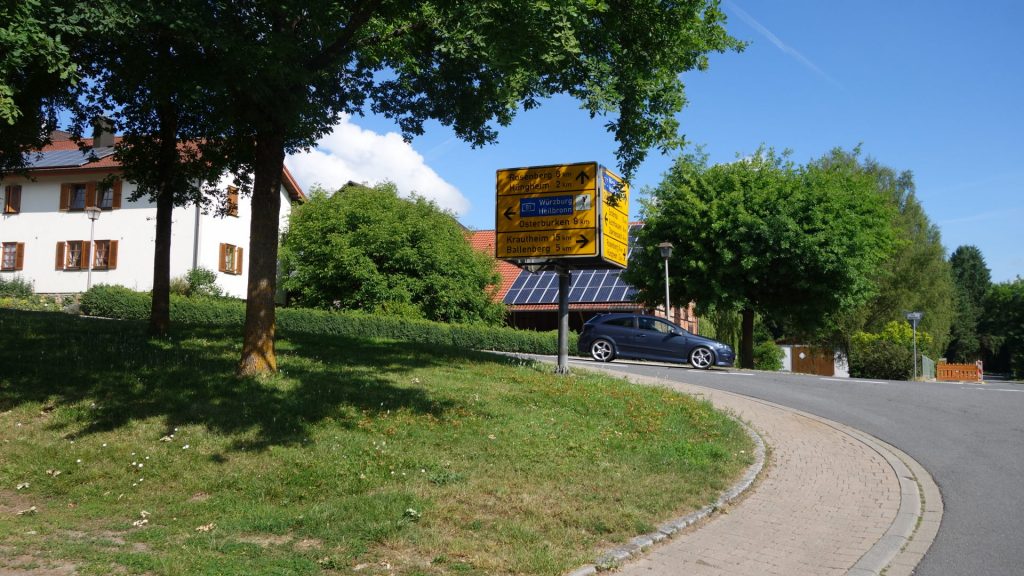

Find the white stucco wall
[[0, 171, 295, 298]]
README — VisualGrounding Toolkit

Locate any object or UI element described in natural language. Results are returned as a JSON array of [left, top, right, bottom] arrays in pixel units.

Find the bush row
[[79, 285, 568, 355]]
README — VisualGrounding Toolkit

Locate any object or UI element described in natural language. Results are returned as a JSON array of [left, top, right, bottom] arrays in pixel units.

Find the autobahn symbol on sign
[[495, 162, 628, 269]]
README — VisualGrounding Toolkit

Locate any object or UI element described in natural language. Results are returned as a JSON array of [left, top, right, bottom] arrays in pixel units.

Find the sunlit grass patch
[[0, 309, 752, 575]]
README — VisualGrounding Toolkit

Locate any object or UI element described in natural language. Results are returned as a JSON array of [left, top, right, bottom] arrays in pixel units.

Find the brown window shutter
[[235, 246, 244, 275], [227, 186, 239, 217], [14, 243, 24, 270], [112, 179, 122, 209], [85, 183, 97, 208], [218, 243, 227, 273], [82, 241, 91, 270], [4, 185, 21, 214], [59, 184, 71, 211], [108, 240, 118, 269], [55, 242, 65, 269]]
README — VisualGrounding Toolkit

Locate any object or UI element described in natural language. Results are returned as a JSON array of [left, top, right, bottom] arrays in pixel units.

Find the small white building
[[0, 131, 304, 298]]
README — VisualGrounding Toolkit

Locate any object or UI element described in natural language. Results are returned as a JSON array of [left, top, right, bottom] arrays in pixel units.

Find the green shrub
[[753, 340, 783, 371], [0, 275, 34, 299], [848, 320, 931, 380], [185, 267, 223, 297], [169, 276, 190, 296], [80, 285, 151, 319], [849, 338, 913, 380]]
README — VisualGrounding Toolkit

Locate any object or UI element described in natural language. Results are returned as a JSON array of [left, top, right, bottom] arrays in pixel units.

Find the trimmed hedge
[[79, 285, 569, 355]]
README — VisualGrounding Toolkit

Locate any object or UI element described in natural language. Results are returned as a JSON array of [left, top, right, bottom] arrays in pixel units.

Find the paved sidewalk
[[574, 370, 941, 576]]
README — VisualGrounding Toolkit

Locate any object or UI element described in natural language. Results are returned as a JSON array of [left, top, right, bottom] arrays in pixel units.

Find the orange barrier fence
[[936, 360, 983, 382]]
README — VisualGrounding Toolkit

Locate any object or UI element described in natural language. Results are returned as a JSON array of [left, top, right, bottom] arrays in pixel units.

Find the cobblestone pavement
[[589, 372, 940, 576]]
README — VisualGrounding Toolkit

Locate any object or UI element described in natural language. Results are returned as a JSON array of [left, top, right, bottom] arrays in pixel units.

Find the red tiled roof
[[31, 136, 305, 201], [469, 230, 522, 302]]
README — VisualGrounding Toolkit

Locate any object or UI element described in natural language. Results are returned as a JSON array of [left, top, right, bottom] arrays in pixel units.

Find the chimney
[[92, 116, 116, 148]]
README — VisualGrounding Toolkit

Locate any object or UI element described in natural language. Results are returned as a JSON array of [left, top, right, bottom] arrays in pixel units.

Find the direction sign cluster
[[495, 162, 629, 269]]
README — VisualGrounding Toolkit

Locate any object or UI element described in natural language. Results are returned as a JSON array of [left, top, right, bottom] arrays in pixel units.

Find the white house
[[0, 131, 304, 298]]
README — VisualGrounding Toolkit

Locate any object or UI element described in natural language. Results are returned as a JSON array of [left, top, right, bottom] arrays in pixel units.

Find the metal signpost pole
[[556, 268, 571, 374]]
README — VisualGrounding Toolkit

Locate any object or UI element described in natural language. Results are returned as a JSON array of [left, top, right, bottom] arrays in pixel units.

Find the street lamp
[[657, 242, 673, 320], [85, 206, 101, 290], [905, 311, 923, 380]]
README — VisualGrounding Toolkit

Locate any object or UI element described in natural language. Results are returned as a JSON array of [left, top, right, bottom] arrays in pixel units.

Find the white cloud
[[285, 115, 470, 215]]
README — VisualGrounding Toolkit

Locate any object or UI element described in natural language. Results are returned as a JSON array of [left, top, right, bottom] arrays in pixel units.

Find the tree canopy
[[280, 183, 505, 324], [845, 157, 953, 356], [626, 147, 896, 367], [0, 1, 120, 174], [182, 0, 744, 374], [980, 278, 1023, 377], [946, 245, 991, 361]]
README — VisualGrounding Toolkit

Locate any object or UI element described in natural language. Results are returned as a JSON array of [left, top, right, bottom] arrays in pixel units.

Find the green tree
[[281, 183, 505, 324], [945, 245, 991, 362], [817, 154, 954, 359], [0, 1, 121, 174], [980, 278, 1024, 377], [177, 0, 744, 374], [862, 163, 953, 356], [71, 4, 238, 335], [627, 147, 895, 368]]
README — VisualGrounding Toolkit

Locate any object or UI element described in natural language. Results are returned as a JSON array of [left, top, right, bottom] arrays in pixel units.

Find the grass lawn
[[0, 309, 753, 575]]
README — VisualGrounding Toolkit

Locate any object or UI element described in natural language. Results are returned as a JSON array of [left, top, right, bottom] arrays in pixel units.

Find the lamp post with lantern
[[85, 206, 101, 290], [657, 241, 673, 321]]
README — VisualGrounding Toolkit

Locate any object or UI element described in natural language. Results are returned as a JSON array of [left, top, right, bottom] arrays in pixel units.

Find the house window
[[63, 240, 85, 269], [3, 185, 21, 214], [98, 185, 114, 209], [225, 186, 239, 217], [92, 240, 118, 270], [1, 242, 24, 271], [61, 181, 119, 211], [219, 243, 243, 275], [69, 184, 87, 211]]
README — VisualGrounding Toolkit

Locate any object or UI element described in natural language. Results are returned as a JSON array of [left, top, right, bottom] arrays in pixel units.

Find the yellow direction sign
[[496, 162, 597, 196], [495, 162, 628, 269], [599, 167, 630, 268]]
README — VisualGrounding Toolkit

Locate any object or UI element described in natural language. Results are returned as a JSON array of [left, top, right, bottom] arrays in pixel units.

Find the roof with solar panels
[[469, 223, 644, 311]]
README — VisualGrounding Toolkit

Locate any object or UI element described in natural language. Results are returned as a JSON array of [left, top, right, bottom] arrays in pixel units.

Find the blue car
[[578, 313, 735, 369]]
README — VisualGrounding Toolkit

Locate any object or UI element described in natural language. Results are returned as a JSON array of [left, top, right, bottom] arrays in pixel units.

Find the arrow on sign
[[575, 235, 590, 248], [503, 207, 516, 220], [575, 171, 587, 185]]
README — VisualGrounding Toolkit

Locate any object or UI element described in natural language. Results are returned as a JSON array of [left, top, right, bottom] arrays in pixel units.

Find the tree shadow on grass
[[0, 309, 510, 452]]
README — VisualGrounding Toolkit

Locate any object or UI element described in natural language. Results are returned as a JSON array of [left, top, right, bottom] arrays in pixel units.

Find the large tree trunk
[[149, 185, 174, 335], [740, 307, 755, 369], [237, 131, 285, 376], [148, 107, 178, 336]]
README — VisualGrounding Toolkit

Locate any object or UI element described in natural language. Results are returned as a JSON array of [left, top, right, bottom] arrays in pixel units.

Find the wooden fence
[[936, 360, 983, 382]]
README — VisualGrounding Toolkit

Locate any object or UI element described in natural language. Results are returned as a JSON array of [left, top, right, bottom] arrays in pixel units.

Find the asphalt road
[[558, 357, 1024, 576]]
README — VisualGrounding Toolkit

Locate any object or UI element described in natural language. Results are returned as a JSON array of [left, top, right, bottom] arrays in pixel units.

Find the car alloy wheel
[[689, 346, 714, 369], [590, 338, 615, 362]]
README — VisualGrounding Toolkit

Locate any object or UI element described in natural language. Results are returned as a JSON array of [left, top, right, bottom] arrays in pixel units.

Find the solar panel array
[[26, 148, 115, 169], [502, 225, 641, 306]]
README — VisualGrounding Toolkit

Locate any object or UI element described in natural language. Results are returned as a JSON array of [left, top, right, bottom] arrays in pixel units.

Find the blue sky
[[287, 1, 1024, 283]]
